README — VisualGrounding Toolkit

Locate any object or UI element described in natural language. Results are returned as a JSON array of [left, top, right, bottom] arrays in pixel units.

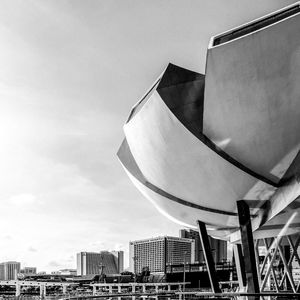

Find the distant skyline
[[0, 0, 295, 272]]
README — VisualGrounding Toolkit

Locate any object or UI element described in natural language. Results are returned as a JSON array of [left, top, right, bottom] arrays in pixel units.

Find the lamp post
[[183, 250, 188, 299], [99, 255, 105, 283]]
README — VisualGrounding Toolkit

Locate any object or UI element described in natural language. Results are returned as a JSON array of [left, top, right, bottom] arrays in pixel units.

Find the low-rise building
[[20, 267, 37, 276], [51, 269, 77, 276]]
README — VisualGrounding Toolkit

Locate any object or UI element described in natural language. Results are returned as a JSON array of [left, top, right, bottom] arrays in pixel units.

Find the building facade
[[179, 229, 227, 264], [129, 236, 195, 274], [0, 261, 21, 280], [77, 251, 124, 276], [112, 251, 124, 273]]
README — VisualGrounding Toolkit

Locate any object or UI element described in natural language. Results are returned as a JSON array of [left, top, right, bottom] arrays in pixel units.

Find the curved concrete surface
[[118, 2, 300, 240], [204, 3, 300, 184]]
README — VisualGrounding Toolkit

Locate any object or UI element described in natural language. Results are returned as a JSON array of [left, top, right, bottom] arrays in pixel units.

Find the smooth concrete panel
[[118, 138, 238, 217], [204, 9, 300, 183], [124, 91, 274, 213], [123, 158, 300, 241], [124, 166, 237, 240], [157, 63, 205, 133]]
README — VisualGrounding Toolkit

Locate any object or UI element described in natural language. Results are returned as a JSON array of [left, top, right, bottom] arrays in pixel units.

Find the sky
[[0, 0, 296, 273]]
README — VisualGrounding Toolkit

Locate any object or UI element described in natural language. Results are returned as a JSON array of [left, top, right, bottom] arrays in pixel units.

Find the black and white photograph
[[0, 1, 299, 299]]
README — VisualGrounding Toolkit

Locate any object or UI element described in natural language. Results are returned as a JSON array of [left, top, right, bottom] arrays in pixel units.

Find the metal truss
[[254, 234, 300, 293]]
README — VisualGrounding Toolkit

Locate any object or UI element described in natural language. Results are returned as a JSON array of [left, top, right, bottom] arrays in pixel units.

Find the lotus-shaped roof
[[118, 2, 300, 242]]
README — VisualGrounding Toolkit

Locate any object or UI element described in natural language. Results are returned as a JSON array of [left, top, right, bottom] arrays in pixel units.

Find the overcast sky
[[0, 0, 295, 272]]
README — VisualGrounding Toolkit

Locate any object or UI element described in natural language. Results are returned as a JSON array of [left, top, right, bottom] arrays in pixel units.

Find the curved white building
[[118, 3, 300, 242]]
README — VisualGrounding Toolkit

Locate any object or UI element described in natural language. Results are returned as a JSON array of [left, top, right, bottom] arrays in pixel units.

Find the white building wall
[[129, 243, 134, 272], [76, 253, 82, 276]]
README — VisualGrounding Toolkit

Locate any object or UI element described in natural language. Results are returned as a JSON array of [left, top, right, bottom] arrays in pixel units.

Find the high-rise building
[[77, 251, 124, 276], [0, 261, 21, 280], [0, 264, 4, 280], [129, 236, 195, 274], [112, 251, 124, 273], [179, 229, 227, 264]]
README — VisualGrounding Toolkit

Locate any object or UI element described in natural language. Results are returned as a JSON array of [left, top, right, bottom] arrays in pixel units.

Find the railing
[[177, 291, 300, 299], [166, 262, 235, 273]]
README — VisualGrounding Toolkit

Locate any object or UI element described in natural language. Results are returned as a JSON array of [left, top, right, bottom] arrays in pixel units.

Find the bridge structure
[[91, 282, 183, 294], [0, 280, 75, 297], [0, 280, 187, 298], [91, 282, 187, 300]]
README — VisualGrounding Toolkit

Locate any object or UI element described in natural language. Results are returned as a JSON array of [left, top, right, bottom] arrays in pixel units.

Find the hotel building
[[129, 236, 195, 274]]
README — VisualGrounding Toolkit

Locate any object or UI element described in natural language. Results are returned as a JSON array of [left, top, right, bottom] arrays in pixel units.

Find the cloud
[[112, 243, 125, 252], [67, 256, 74, 262], [47, 261, 61, 268], [28, 246, 37, 252], [89, 241, 106, 249], [9, 194, 37, 206]]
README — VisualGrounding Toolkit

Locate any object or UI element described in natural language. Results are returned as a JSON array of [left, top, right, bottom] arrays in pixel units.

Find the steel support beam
[[233, 244, 246, 289], [15, 284, 21, 297], [237, 200, 260, 295], [197, 220, 221, 293], [254, 240, 262, 287]]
